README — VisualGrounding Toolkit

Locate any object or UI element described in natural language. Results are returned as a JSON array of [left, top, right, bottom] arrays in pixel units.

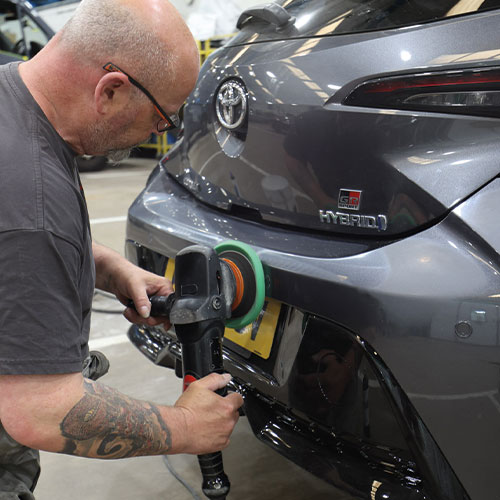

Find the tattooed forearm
[[60, 380, 172, 459]]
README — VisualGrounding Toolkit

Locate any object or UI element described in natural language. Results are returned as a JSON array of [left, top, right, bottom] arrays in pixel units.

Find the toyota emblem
[[216, 80, 248, 130]]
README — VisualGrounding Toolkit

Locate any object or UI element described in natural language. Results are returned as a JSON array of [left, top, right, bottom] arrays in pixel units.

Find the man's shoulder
[[0, 63, 85, 247], [0, 63, 29, 111], [0, 140, 85, 249]]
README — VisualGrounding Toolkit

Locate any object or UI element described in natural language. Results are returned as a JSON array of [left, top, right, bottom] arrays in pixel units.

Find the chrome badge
[[319, 210, 388, 231], [216, 80, 248, 130]]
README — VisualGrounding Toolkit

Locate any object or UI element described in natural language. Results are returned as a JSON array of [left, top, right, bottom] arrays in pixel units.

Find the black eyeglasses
[[103, 62, 180, 133]]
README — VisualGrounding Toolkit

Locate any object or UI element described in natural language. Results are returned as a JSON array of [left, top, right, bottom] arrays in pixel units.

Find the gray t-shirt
[[0, 62, 95, 375]]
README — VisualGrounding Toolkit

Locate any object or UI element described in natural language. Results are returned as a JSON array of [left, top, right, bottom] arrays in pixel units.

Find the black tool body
[[172, 246, 234, 499], [129, 243, 260, 499]]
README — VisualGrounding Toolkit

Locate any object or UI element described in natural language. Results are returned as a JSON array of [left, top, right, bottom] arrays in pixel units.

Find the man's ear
[[94, 72, 131, 115]]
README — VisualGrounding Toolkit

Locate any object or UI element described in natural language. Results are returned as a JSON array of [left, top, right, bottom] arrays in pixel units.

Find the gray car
[[126, 1, 500, 499]]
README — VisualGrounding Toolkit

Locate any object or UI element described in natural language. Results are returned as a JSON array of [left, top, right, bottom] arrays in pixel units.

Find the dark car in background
[[126, 1, 500, 499], [0, 0, 52, 60]]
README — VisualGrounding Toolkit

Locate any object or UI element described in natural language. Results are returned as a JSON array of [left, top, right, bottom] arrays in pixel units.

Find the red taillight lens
[[343, 66, 500, 118]]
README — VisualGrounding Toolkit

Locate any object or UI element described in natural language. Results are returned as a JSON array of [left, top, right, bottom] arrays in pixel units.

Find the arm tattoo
[[60, 380, 172, 458]]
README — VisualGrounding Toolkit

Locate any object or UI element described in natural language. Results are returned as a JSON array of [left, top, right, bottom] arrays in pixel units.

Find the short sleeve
[[0, 229, 86, 374]]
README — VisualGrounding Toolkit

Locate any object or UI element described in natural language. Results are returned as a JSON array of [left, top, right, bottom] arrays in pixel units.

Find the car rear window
[[238, 0, 500, 39], [282, 0, 500, 36]]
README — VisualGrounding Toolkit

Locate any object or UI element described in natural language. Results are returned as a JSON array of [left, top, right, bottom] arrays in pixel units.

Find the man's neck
[[19, 54, 86, 155]]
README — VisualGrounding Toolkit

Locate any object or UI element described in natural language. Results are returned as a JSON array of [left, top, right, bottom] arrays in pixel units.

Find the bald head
[[20, 0, 200, 157], [59, 0, 199, 92]]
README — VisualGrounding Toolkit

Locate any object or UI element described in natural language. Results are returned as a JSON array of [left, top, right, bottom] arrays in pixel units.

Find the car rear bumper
[[126, 165, 500, 500]]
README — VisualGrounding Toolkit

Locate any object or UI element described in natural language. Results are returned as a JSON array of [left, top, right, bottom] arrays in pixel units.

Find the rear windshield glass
[[275, 0, 500, 36]]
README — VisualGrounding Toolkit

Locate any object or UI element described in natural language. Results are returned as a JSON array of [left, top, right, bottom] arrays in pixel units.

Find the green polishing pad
[[215, 241, 265, 330]]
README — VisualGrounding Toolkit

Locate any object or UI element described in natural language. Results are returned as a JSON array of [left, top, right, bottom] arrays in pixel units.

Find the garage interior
[[2, 0, 499, 499]]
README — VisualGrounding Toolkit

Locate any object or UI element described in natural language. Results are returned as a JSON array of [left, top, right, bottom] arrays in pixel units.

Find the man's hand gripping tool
[[138, 241, 265, 499]]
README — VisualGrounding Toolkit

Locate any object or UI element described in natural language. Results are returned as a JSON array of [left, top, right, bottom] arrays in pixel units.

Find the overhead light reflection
[[431, 48, 500, 65], [313, 9, 353, 36], [294, 13, 313, 29], [227, 46, 250, 67], [401, 50, 412, 61], [371, 480, 382, 500], [407, 156, 440, 165], [446, 0, 486, 17]]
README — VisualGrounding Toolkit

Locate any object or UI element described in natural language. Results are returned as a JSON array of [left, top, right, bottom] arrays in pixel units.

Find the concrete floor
[[34, 158, 345, 500]]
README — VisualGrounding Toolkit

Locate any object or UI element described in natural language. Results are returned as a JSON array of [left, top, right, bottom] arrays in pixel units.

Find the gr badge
[[338, 189, 362, 210]]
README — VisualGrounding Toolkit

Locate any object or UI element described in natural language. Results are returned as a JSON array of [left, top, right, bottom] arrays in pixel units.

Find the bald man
[[0, 1, 243, 497]]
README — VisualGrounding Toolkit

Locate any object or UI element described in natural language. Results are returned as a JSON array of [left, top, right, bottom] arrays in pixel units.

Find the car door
[[0, 0, 52, 60]]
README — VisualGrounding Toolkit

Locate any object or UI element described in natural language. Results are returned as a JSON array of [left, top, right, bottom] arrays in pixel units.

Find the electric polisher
[[134, 241, 265, 500]]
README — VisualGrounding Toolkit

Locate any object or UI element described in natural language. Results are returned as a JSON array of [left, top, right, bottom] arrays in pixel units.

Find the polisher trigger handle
[[149, 293, 175, 317], [127, 293, 175, 318]]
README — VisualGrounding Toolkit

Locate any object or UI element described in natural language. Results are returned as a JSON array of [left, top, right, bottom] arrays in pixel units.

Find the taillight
[[343, 66, 500, 118]]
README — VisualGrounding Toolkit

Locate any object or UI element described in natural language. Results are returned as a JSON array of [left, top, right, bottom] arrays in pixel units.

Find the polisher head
[[215, 241, 265, 330]]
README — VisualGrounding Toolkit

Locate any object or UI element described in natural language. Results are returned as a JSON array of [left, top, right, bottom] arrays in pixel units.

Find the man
[[0, 0, 243, 498]]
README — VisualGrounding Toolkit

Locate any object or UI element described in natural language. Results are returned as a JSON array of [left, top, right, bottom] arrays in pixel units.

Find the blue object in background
[[29, 0, 61, 6]]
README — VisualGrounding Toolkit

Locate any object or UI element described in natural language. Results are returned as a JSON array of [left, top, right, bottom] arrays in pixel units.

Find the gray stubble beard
[[83, 119, 141, 164]]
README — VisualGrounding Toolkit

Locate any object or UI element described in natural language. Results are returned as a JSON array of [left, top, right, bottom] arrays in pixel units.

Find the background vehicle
[[127, 1, 500, 499], [0, 0, 52, 59]]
